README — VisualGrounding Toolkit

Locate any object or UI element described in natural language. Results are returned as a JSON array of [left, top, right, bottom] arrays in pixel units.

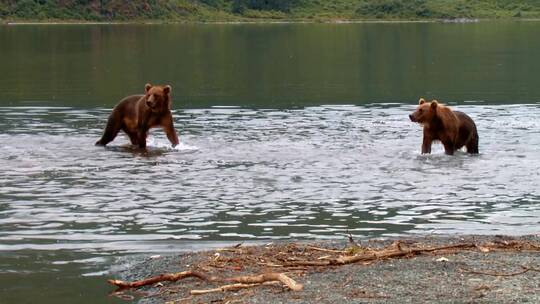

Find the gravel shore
[[110, 235, 540, 303]]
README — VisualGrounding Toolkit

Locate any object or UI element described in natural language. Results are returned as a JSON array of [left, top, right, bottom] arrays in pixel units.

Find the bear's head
[[144, 83, 172, 112], [409, 98, 439, 124]]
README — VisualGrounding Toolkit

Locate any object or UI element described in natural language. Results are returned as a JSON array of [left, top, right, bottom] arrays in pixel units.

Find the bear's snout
[[146, 100, 154, 108], [409, 114, 415, 122]]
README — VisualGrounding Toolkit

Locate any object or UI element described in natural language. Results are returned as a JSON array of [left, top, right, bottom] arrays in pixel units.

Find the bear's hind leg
[[443, 141, 455, 155], [126, 131, 139, 146], [466, 134, 479, 154], [443, 147, 455, 155], [96, 116, 122, 146], [136, 128, 149, 149]]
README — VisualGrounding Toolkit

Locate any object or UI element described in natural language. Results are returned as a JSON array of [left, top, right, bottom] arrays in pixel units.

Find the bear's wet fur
[[409, 98, 478, 155], [96, 83, 179, 148]]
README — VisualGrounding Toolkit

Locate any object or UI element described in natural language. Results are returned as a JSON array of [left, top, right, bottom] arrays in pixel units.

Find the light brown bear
[[409, 98, 478, 155], [95, 83, 179, 149]]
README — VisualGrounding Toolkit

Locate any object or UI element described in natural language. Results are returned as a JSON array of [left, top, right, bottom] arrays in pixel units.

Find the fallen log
[[108, 271, 210, 290], [225, 273, 303, 291], [282, 243, 478, 267], [335, 243, 477, 265], [191, 282, 280, 295], [108, 271, 302, 292]]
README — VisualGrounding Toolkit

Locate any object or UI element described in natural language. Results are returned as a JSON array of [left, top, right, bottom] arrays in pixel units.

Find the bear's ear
[[145, 83, 152, 93], [163, 85, 171, 95], [430, 100, 439, 110], [419, 98, 426, 105]]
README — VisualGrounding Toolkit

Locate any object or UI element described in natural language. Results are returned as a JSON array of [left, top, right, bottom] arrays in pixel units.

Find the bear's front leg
[[137, 128, 148, 149], [161, 115, 179, 147], [421, 137, 432, 154], [165, 128, 179, 148]]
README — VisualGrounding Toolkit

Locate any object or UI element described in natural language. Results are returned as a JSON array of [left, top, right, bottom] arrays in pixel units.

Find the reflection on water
[[2, 22, 540, 108]]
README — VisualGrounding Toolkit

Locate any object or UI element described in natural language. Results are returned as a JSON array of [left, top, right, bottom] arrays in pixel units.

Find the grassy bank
[[2, 1, 540, 23]]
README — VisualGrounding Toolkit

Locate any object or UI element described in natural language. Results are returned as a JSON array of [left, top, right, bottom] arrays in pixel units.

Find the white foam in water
[[145, 136, 199, 152], [174, 142, 199, 152]]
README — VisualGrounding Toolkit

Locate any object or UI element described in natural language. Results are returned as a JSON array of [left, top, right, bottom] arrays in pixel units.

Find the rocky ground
[[108, 235, 540, 304]]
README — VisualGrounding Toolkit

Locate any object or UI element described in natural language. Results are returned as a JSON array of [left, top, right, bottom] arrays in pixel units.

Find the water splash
[[144, 137, 199, 152]]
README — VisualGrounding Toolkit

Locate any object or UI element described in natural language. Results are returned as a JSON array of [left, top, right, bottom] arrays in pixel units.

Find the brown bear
[[409, 98, 478, 155], [95, 83, 179, 149]]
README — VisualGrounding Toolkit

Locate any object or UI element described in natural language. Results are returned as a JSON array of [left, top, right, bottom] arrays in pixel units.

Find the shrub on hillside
[[232, 0, 300, 14], [356, 0, 433, 18]]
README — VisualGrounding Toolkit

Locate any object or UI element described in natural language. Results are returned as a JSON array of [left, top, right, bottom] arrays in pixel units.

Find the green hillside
[[1, 0, 540, 22]]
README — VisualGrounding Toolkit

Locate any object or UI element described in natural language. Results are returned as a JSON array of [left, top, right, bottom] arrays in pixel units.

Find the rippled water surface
[[1, 105, 540, 303], [1, 22, 540, 304], [2, 104, 540, 252]]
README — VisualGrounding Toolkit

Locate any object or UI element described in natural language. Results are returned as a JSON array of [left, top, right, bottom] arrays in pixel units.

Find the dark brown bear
[[95, 83, 179, 148], [409, 98, 478, 155]]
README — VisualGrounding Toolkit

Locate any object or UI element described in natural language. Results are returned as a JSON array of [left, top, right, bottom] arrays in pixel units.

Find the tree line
[[1, 0, 539, 21]]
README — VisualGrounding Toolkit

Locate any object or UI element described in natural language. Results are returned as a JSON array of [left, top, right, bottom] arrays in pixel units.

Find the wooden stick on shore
[[191, 282, 280, 295], [108, 271, 303, 292], [108, 271, 210, 289], [225, 273, 303, 291]]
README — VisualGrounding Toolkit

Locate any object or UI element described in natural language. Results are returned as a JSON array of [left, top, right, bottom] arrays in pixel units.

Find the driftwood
[[304, 245, 348, 254], [460, 267, 530, 277], [191, 282, 280, 295], [225, 273, 303, 291], [108, 271, 210, 289], [108, 239, 540, 299], [280, 243, 477, 267], [108, 243, 475, 291], [108, 271, 302, 293]]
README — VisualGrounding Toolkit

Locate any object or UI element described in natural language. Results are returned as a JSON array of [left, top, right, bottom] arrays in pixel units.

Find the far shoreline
[[4, 17, 540, 26]]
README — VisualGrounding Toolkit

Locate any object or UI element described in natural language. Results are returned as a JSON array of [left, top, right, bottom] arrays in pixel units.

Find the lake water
[[1, 22, 539, 303]]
